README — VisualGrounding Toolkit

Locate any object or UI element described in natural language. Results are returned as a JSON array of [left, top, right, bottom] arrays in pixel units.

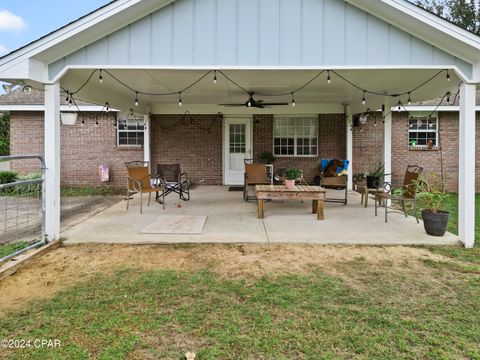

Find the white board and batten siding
[[48, 0, 473, 79]]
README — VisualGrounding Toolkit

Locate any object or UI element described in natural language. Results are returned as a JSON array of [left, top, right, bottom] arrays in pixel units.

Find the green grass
[[0, 241, 30, 260], [420, 194, 480, 264], [1, 265, 480, 360], [61, 186, 124, 197]]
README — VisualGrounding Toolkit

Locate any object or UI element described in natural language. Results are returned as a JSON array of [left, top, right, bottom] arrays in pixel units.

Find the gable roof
[[0, 0, 479, 84], [0, 89, 109, 112]]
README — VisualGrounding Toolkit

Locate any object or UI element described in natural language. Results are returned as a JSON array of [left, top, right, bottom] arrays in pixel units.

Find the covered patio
[[63, 186, 459, 246], [0, 0, 478, 247]]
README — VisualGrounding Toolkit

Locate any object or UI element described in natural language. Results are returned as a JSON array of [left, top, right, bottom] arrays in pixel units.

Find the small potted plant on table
[[365, 162, 384, 189], [416, 174, 450, 236], [284, 167, 301, 189]]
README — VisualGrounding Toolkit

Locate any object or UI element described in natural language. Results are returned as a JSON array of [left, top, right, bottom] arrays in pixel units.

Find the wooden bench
[[255, 185, 326, 220]]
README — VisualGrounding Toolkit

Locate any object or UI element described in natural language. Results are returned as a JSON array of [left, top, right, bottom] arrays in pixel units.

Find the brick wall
[[150, 114, 223, 185], [252, 114, 346, 182], [353, 112, 480, 192], [149, 113, 347, 185], [10, 111, 144, 187]]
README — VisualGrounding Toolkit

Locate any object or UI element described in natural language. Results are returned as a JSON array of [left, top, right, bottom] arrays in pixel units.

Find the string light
[[129, 108, 134, 117], [291, 93, 296, 107], [95, 119, 99, 127], [105, 102, 110, 113], [408, 92, 412, 105], [64, 68, 454, 117], [81, 119, 85, 127], [398, 102, 402, 111], [446, 92, 451, 104], [99, 70, 103, 84]]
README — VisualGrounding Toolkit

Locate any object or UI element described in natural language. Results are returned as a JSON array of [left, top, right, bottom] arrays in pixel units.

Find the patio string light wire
[[62, 67, 456, 116]]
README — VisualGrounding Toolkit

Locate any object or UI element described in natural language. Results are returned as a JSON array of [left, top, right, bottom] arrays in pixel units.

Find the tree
[[415, 0, 480, 35]]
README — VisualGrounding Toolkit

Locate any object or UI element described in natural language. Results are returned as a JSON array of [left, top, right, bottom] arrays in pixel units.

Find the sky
[[0, 0, 112, 56]]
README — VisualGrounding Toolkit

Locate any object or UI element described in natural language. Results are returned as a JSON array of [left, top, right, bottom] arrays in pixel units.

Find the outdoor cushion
[[321, 159, 349, 175]]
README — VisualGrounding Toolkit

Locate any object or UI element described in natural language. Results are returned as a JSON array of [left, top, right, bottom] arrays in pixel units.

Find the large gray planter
[[421, 209, 450, 237]]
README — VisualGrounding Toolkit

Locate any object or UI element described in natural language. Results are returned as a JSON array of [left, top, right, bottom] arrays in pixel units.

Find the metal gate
[[0, 155, 46, 263]]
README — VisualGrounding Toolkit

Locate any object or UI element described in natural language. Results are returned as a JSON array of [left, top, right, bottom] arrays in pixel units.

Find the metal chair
[[156, 163, 191, 202], [243, 159, 272, 201], [125, 161, 164, 213], [375, 165, 423, 223]]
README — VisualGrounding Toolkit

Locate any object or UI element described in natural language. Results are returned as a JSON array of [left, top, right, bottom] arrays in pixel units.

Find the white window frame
[[408, 112, 439, 149], [273, 115, 318, 157], [117, 117, 145, 148]]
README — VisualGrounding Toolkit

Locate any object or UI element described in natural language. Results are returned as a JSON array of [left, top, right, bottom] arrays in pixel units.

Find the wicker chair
[[125, 161, 164, 213], [243, 159, 272, 201], [320, 159, 349, 205], [375, 165, 423, 223]]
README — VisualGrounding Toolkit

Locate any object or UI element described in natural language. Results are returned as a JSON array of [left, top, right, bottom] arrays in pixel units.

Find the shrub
[[0, 171, 17, 184]]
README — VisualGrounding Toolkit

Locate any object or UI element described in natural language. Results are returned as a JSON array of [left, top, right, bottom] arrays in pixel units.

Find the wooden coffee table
[[255, 185, 326, 220]]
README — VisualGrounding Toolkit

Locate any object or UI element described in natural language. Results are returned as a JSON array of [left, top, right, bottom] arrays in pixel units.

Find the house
[[0, 0, 478, 247], [1, 88, 478, 193]]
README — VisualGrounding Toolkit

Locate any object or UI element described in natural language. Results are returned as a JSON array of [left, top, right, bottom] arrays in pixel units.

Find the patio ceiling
[[61, 68, 463, 115]]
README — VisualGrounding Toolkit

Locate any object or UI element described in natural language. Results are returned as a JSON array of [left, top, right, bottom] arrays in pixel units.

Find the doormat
[[141, 215, 207, 234], [228, 186, 244, 192]]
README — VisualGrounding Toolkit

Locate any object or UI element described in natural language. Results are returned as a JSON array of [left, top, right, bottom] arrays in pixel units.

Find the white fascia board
[[0, 0, 175, 78], [0, 105, 119, 112], [347, 0, 480, 66]]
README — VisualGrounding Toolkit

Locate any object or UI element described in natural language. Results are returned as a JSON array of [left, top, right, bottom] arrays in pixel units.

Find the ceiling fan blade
[[262, 102, 289, 106], [218, 104, 247, 107]]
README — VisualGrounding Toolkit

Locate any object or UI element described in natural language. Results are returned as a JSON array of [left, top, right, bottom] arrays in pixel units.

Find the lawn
[[0, 196, 478, 359]]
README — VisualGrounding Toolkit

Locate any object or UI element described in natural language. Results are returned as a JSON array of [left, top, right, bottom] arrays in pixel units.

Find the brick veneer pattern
[[10, 111, 144, 186]]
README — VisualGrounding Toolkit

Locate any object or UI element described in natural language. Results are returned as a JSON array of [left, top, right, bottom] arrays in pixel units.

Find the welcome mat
[[141, 215, 207, 234], [228, 186, 244, 192]]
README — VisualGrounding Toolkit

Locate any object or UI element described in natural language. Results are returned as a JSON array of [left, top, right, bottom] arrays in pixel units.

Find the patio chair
[[125, 161, 165, 214], [243, 159, 272, 201], [375, 165, 423, 223], [320, 159, 349, 205], [156, 163, 191, 202]]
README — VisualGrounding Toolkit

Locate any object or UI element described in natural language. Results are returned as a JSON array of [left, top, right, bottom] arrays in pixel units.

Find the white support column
[[459, 83, 476, 248], [44, 83, 61, 241], [143, 114, 151, 165], [345, 106, 353, 190], [383, 98, 392, 185]]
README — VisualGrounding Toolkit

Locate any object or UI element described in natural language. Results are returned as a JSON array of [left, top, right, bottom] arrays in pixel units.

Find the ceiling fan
[[219, 92, 289, 108]]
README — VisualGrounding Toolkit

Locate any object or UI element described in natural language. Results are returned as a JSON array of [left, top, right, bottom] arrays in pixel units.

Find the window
[[229, 123, 246, 153], [408, 113, 438, 148], [273, 116, 318, 156], [117, 118, 144, 147]]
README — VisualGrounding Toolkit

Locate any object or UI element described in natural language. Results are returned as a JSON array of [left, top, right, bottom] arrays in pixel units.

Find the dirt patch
[[0, 243, 456, 317]]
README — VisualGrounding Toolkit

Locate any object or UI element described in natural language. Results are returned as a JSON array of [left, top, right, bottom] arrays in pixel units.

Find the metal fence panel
[[0, 155, 46, 263]]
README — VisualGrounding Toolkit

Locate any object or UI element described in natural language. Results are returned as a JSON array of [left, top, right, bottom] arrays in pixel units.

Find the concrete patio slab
[[62, 186, 460, 246]]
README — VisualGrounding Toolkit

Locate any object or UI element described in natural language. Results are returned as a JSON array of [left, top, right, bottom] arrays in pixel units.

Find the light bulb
[[291, 93, 296, 107], [213, 70, 217, 84], [408, 93, 412, 105], [99, 70, 103, 84], [446, 70, 451, 82], [362, 92, 366, 106], [327, 71, 331, 84], [135, 92, 139, 107], [178, 93, 183, 107]]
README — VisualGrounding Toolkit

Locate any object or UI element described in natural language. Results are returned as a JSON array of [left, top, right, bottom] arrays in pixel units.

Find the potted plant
[[365, 162, 384, 189], [416, 174, 450, 236], [259, 151, 275, 164], [284, 167, 301, 189]]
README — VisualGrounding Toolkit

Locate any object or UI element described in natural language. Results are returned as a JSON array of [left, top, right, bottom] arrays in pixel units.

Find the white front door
[[224, 117, 252, 185]]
